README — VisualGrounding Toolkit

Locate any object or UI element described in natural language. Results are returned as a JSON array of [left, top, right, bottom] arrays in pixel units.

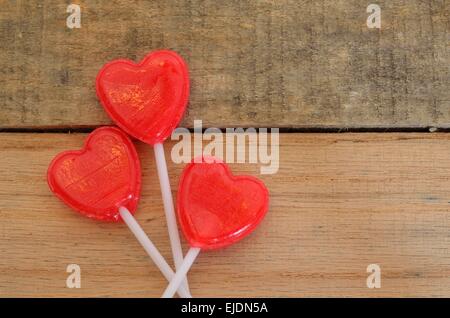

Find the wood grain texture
[[1, 132, 450, 297], [0, 1, 449, 129]]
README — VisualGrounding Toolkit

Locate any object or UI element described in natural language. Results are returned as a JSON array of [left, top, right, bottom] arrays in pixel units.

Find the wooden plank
[[0, 132, 450, 297], [1, 1, 448, 129]]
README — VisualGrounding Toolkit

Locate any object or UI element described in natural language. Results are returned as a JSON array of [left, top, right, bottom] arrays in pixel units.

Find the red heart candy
[[47, 127, 141, 222], [177, 157, 269, 250], [96, 50, 190, 145]]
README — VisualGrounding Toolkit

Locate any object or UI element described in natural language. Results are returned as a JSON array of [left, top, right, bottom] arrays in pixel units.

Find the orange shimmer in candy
[[177, 157, 269, 250], [47, 127, 141, 222], [96, 50, 189, 145]]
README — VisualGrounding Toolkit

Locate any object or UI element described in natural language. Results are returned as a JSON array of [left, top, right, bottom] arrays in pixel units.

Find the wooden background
[[0, 0, 449, 297]]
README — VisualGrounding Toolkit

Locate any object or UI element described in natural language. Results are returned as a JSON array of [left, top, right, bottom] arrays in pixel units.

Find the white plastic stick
[[161, 247, 201, 298], [119, 206, 191, 298], [153, 142, 190, 293]]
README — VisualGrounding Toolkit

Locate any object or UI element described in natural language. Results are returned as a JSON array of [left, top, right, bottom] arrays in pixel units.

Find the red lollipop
[[178, 157, 269, 250], [47, 126, 140, 221], [96, 50, 189, 145], [162, 157, 269, 297], [47, 127, 190, 297], [96, 50, 191, 292]]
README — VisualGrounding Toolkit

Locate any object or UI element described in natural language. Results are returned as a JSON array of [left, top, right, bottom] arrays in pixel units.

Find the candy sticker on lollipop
[[162, 156, 269, 298], [47, 127, 191, 298], [96, 50, 190, 292]]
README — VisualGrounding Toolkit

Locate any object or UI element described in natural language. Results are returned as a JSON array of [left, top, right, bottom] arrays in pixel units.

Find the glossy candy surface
[[96, 50, 189, 145], [47, 127, 141, 222], [177, 157, 269, 250]]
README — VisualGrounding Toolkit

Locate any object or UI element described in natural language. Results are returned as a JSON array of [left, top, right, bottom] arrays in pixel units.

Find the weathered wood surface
[[1, 1, 448, 129], [1, 132, 450, 297]]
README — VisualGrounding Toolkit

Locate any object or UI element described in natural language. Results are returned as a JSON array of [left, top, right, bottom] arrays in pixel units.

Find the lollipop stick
[[119, 207, 191, 298], [153, 142, 190, 292], [161, 247, 201, 298]]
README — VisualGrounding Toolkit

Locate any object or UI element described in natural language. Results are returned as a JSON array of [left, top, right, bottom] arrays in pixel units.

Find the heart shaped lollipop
[[96, 50, 191, 292], [47, 126, 190, 297], [178, 157, 269, 250], [162, 157, 269, 297], [96, 50, 189, 145], [47, 126, 141, 221]]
